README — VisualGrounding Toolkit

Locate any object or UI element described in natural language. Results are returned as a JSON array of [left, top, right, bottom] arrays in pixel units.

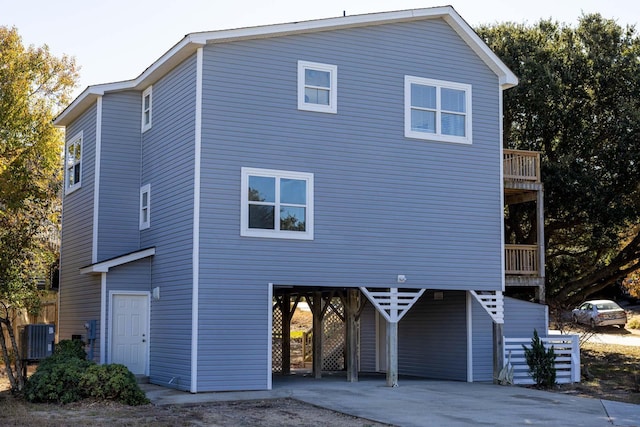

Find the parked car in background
[[572, 300, 627, 328]]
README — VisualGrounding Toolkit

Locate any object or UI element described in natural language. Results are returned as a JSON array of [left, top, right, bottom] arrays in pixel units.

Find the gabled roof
[[54, 6, 517, 127]]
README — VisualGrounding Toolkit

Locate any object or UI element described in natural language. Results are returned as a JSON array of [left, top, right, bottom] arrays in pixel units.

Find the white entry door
[[111, 293, 149, 375]]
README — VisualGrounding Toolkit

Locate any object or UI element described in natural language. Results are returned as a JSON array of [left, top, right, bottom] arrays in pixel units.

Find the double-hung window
[[298, 61, 337, 114], [405, 76, 472, 144], [65, 132, 83, 194], [241, 167, 314, 240], [141, 86, 152, 132], [140, 184, 150, 230]]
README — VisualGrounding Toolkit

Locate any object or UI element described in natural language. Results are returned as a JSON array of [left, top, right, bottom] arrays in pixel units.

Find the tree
[[0, 26, 78, 392], [477, 16, 640, 307], [523, 329, 556, 389]]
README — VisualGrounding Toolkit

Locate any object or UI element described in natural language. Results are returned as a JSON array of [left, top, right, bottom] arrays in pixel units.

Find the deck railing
[[505, 244, 539, 275], [504, 149, 541, 182]]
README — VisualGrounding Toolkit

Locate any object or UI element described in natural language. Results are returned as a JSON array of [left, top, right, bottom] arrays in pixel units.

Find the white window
[[141, 86, 152, 132], [298, 61, 337, 114], [405, 76, 472, 144], [139, 184, 150, 230], [65, 131, 83, 194], [241, 168, 314, 240]]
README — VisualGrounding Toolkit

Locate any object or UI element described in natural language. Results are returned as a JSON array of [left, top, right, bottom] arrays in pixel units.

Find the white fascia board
[[55, 6, 517, 127], [54, 36, 204, 127], [80, 247, 156, 274], [442, 13, 518, 89], [188, 6, 517, 88], [189, 6, 454, 44]]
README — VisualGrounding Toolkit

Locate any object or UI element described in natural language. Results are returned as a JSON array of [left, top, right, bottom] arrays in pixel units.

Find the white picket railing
[[504, 335, 580, 385]]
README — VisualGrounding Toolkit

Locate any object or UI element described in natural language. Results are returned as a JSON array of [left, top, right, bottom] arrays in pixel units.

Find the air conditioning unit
[[20, 324, 55, 360]]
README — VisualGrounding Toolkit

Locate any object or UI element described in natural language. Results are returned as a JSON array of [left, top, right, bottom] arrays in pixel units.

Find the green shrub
[[79, 364, 149, 405], [52, 339, 87, 360], [523, 329, 556, 389], [25, 339, 147, 405], [24, 356, 93, 404]]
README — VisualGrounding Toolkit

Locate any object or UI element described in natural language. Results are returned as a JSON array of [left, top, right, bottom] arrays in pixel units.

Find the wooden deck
[[505, 244, 539, 275], [503, 149, 540, 183]]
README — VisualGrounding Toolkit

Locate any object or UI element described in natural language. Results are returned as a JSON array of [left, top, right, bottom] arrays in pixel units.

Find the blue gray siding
[[140, 55, 197, 390], [471, 296, 494, 382], [97, 92, 141, 260], [197, 18, 502, 390], [504, 297, 548, 338], [59, 103, 101, 359], [198, 18, 502, 289], [359, 301, 376, 372], [398, 291, 467, 380]]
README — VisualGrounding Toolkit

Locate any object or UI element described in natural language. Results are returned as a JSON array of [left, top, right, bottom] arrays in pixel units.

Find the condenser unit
[[20, 324, 55, 360]]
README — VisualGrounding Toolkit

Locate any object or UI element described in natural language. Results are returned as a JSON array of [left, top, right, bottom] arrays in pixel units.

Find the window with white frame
[[298, 61, 337, 114], [405, 76, 472, 144], [241, 167, 314, 240], [65, 131, 83, 194], [140, 184, 150, 230], [141, 86, 152, 132]]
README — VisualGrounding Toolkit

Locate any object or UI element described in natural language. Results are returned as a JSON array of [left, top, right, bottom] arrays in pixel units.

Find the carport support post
[[346, 289, 359, 382], [492, 322, 504, 384], [386, 320, 398, 387], [312, 291, 323, 379]]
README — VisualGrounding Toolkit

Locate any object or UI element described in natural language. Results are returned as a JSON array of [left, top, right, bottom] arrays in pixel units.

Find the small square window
[[65, 132, 83, 194], [141, 86, 152, 132], [405, 76, 472, 144], [140, 184, 150, 230], [298, 61, 337, 114], [241, 168, 314, 240]]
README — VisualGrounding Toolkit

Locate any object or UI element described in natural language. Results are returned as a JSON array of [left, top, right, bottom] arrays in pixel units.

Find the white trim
[[141, 86, 152, 132], [241, 167, 314, 240], [92, 97, 102, 263], [405, 75, 472, 144], [360, 287, 425, 323], [190, 47, 203, 394], [100, 272, 106, 364], [469, 290, 504, 324], [80, 247, 156, 274], [466, 291, 473, 382], [139, 184, 151, 230], [64, 131, 83, 195], [499, 86, 506, 293], [54, 6, 517, 127], [297, 60, 337, 114], [108, 291, 151, 375], [267, 283, 273, 390]]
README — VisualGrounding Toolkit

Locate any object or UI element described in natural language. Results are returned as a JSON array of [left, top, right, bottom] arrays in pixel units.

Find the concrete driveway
[[144, 374, 640, 426]]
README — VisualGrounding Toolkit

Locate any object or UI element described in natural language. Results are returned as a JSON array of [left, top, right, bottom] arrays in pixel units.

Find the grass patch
[[560, 342, 640, 404]]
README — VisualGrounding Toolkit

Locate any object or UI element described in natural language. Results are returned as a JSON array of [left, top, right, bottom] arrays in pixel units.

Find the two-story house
[[54, 6, 548, 393]]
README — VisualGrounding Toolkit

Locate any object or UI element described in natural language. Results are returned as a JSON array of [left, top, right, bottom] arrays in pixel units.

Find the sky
[[3, 0, 640, 100]]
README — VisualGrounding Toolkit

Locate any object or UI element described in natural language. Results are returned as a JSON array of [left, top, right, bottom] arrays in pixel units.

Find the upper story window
[[241, 167, 314, 240], [65, 131, 83, 194], [141, 86, 152, 132], [405, 76, 472, 144], [298, 61, 337, 114], [139, 184, 150, 230]]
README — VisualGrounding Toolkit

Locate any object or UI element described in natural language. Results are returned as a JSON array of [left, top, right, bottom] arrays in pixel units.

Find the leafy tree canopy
[[477, 15, 640, 306], [0, 26, 78, 310]]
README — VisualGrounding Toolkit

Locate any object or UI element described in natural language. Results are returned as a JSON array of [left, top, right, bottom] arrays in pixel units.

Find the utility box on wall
[[20, 324, 55, 360]]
